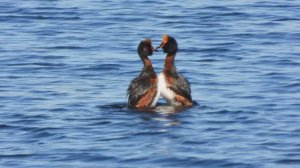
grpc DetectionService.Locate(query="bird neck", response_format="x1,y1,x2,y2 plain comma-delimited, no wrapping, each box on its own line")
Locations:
141,56,155,74
163,53,176,73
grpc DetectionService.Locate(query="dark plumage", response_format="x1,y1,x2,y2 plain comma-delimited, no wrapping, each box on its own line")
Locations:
127,39,158,109
169,73,192,102
156,35,193,107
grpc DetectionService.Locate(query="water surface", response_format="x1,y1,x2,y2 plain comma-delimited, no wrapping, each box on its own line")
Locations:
1,0,300,167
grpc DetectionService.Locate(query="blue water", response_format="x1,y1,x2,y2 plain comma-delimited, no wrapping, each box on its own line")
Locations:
1,0,300,167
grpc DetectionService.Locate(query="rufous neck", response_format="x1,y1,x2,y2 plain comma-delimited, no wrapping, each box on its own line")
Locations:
141,56,154,72
164,53,176,72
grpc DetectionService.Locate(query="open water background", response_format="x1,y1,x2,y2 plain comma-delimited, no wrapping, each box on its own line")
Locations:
1,0,300,167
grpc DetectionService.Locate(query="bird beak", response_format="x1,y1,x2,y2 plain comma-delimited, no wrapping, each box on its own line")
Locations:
155,34,169,51
155,42,166,51
151,45,155,52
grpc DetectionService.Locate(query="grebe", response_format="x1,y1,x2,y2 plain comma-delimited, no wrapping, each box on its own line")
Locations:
127,39,159,109
156,35,193,107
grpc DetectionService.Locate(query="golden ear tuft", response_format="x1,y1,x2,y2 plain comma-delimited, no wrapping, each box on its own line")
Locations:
162,35,169,43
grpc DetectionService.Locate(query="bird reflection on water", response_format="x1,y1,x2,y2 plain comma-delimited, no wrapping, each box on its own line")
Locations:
98,101,199,127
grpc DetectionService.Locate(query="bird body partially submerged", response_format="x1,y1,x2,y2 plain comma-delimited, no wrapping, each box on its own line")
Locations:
127,39,159,109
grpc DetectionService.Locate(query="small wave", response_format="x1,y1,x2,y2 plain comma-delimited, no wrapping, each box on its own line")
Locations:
43,46,84,50
283,83,300,88
0,124,19,129
182,140,209,145
196,58,219,62
55,153,117,162
199,47,232,53
49,108,69,112
180,47,232,54
202,6,231,11
5,62,66,67
262,72,287,76
85,121,113,126
150,157,253,168
221,12,249,17
75,64,121,71
273,17,300,21
276,59,300,66
209,109,250,115
275,159,300,165
31,131,54,138
0,153,34,158
257,21,281,26
34,7,79,10
33,62,67,67
0,15,81,21
132,130,168,136
97,103,128,110
43,55,67,60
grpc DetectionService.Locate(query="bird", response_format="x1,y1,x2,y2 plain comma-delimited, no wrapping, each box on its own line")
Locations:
127,39,159,109
156,35,193,107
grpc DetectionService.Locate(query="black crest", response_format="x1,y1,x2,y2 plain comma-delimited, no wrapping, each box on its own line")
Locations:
137,41,153,57
163,36,178,54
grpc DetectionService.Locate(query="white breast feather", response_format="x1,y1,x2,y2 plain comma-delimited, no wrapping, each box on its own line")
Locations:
158,73,177,105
